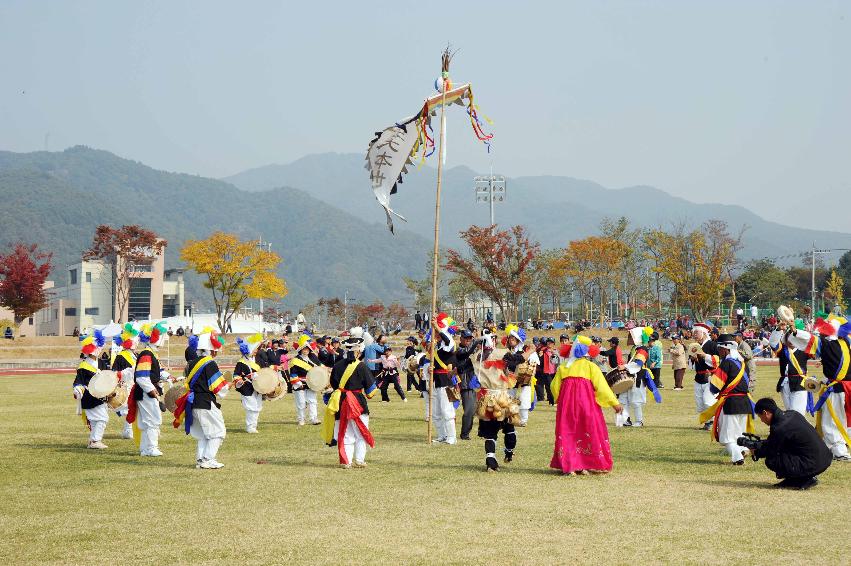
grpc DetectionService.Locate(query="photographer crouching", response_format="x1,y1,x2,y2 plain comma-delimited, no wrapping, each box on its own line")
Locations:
739,398,832,490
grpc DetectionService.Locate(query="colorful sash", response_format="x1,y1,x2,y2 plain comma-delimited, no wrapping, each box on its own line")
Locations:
321,361,359,445
699,359,754,441
813,339,851,445
786,347,816,414
172,356,215,434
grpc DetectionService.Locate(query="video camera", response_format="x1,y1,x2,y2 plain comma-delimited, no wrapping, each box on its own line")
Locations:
736,433,764,461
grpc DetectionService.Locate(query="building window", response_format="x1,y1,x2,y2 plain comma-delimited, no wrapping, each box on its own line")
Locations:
128,278,152,320
69,269,77,285
64,308,77,316
85,272,92,283
130,262,153,273
84,307,99,316
53,309,59,321
28,318,33,325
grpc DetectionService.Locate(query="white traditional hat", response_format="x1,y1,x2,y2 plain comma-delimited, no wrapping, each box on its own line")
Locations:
196,326,224,351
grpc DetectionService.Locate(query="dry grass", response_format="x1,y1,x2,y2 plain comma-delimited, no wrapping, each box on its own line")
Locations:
0,368,849,565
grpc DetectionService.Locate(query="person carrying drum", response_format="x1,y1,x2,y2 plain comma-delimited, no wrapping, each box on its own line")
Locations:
110,323,139,440
620,327,663,427
127,322,170,457
502,324,536,428
430,313,459,444
691,323,720,431
234,334,265,433
173,327,229,469
290,335,322,426
403,336,420,392
72,330,109,449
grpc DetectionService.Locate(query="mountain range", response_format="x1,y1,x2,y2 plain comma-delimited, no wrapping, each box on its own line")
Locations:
2,146,851,314
224,153,851,260
0,147,430,309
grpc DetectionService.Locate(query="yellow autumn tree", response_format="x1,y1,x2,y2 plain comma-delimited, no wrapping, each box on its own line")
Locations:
558,236,630,326
181,232,287,332
650,221,742,320
826,269,846,312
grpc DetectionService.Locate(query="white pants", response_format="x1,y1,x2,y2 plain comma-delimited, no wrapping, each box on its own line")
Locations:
781,380,808,416
84,403,109,442
334,415,370,464
616,386,646,426
820,392,850,458
136,395,162,455
241,392,263,432
510,386,533,424
423,386,430,420
694,382,715,422
294,388,317,423
190,406,226,462
718,410,747,462
431,386,456,443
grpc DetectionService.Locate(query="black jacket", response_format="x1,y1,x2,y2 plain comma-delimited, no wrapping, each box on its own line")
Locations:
456,338,484,389
755,409,832,480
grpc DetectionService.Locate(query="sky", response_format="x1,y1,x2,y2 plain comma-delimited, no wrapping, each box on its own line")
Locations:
1,1,849,230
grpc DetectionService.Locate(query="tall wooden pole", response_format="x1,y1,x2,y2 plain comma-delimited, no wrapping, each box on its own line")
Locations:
427,70,449,444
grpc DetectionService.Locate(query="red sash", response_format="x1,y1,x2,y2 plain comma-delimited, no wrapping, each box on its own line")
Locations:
337,390,375,465
126,384,138,424
843,381,851,426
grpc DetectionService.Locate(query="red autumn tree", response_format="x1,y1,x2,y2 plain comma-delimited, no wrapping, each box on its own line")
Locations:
352,302,385,324
385,303,410,325
445,225,540,322
83,225,166,322
0,243,53,324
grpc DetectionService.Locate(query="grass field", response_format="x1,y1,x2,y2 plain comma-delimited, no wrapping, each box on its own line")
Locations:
1,368,849,565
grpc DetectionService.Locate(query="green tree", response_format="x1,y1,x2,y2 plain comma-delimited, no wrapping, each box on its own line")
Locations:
735,259,796,308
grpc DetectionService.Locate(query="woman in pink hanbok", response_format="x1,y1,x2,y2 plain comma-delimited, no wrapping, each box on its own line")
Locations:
550,340,623,475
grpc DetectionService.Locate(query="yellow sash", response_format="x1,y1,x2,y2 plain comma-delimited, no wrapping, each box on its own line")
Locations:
78,360,98,374
321,361,359,444
815,339,851,445
699,360,754,436
290,357,314,372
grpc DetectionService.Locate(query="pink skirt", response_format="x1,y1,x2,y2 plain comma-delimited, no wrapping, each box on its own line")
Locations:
549,377,613,473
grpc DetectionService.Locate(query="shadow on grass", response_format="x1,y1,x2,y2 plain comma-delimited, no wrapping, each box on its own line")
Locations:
681,478,775,490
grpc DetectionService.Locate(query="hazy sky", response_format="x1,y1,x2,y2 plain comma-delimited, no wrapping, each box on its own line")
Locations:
1,1,849,229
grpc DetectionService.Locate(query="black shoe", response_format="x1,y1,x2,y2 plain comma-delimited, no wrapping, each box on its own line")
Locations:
504,451,513,463
732,459,744,466
624,418,633,427
701,422,712,431
460,435,470,440
486,457,499,472
796,477,819,490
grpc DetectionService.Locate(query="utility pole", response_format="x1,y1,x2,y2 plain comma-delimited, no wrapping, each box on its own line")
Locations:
809,244,849,321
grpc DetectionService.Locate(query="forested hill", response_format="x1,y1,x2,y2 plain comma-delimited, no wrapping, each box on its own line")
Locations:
225,152,851,260
0,146,431,309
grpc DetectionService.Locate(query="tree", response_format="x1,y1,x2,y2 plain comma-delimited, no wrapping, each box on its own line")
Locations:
385,303,410,325
352,302,385,325
444,225,540,321
83,225,167,322
0,243,53,324
652,220,743,320
317,297,345,329
558,236,630,326
735,259,796,308
528,249,570,320
837,250,851,298
825,269,846,313
180,232,287,332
